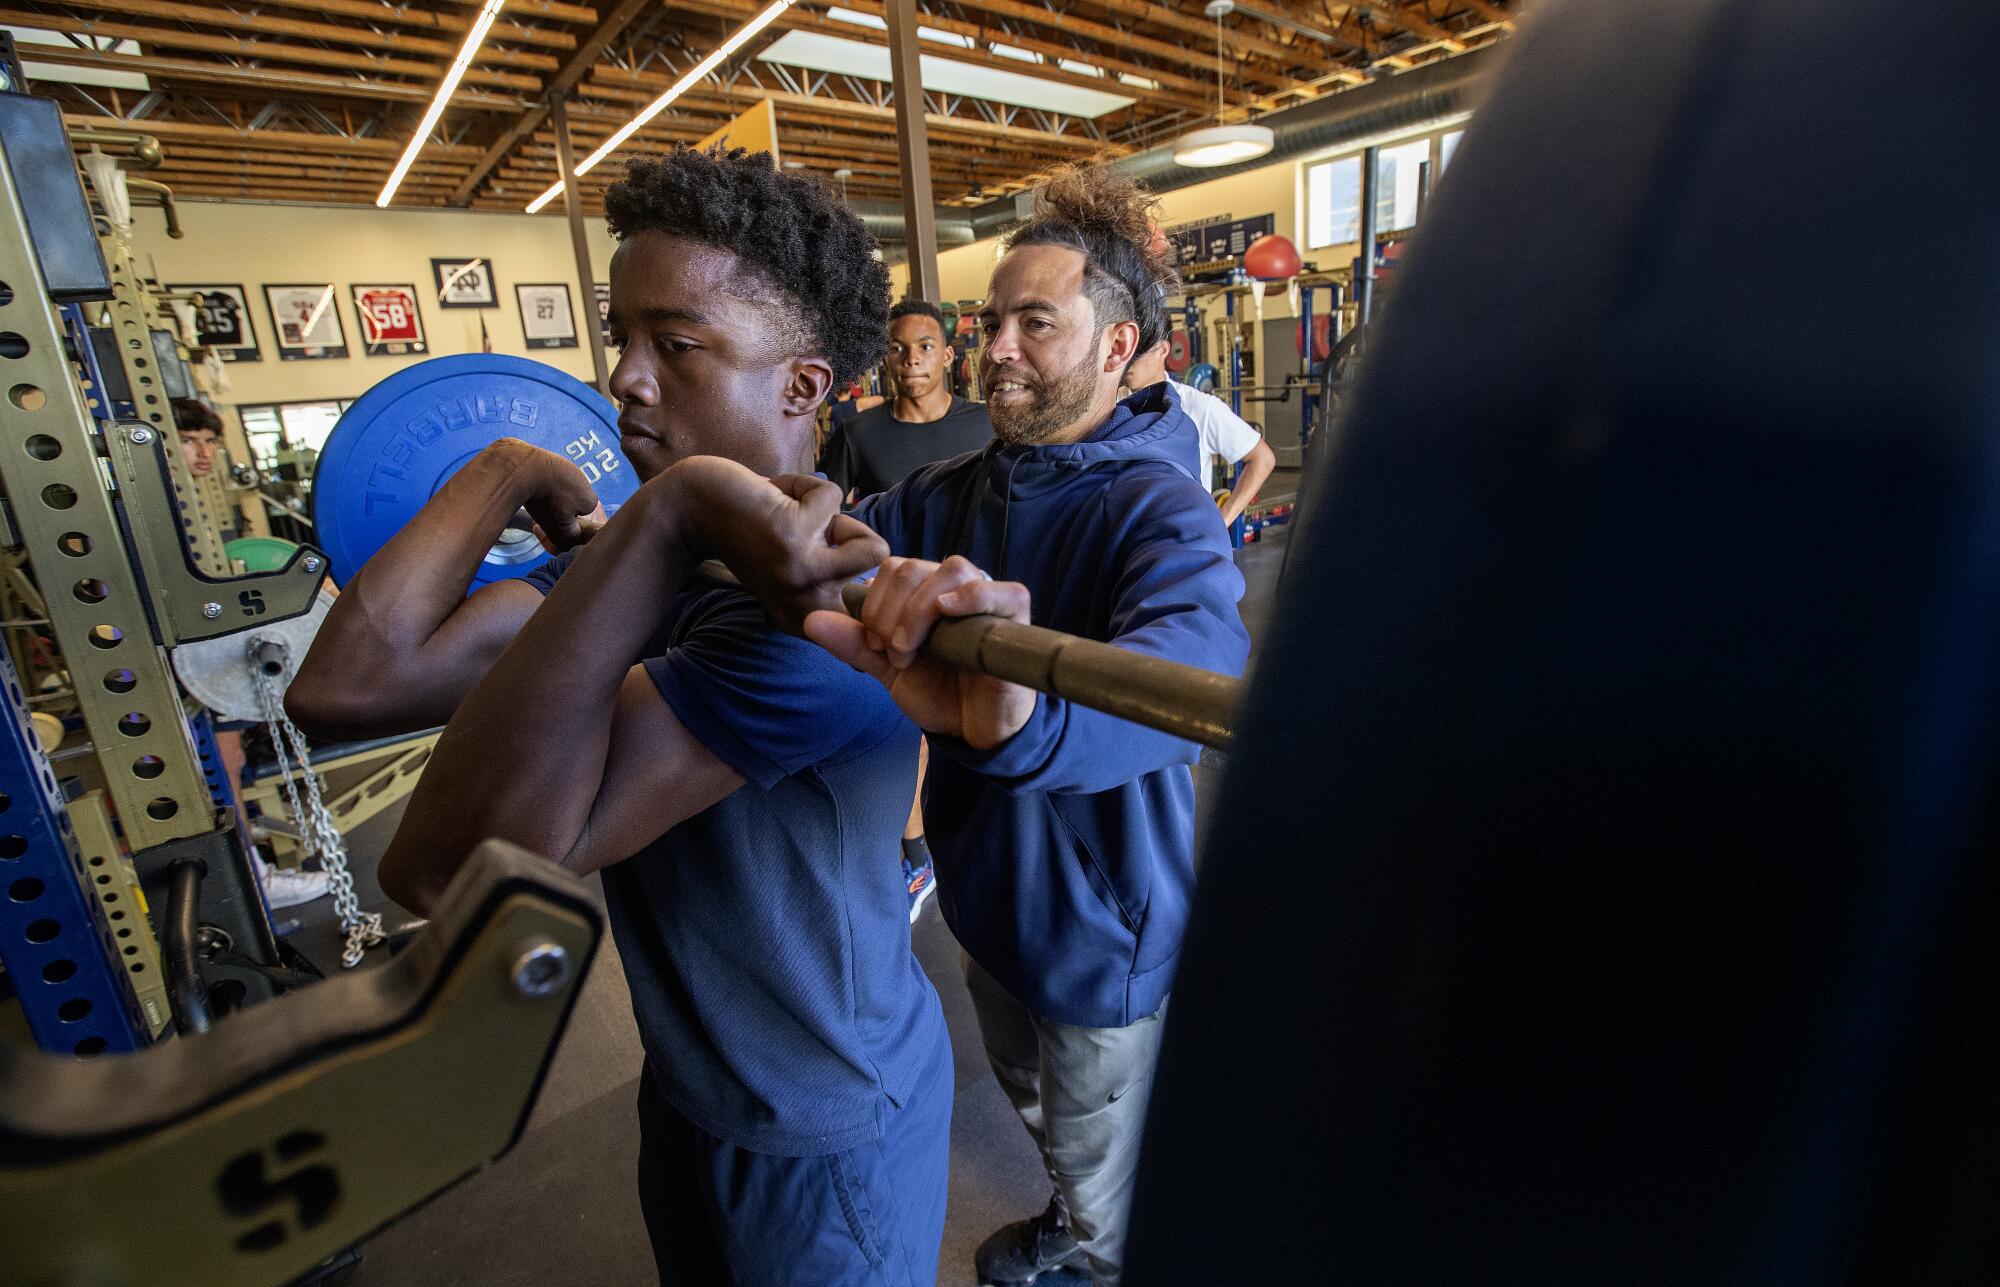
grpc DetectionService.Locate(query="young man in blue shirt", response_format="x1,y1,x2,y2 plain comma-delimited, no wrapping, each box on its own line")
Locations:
287,149,950,1285
695,165,1250,1285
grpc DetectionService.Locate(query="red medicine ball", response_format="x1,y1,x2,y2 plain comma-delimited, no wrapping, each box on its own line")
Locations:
1243,233,1301,281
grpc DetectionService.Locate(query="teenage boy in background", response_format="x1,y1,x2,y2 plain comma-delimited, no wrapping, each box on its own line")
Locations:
818,296,996,917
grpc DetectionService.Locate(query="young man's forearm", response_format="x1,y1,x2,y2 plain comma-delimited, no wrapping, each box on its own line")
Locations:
377,474,701,910
288,446,552,737
1220,440,1276,526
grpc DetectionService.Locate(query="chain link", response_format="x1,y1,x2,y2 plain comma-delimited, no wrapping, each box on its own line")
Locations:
252,659,385,968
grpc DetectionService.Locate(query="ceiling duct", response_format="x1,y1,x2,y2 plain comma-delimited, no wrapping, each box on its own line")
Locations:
849,203,978,246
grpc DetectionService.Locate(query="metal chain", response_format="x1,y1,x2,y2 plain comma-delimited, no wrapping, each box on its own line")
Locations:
251,660,385,968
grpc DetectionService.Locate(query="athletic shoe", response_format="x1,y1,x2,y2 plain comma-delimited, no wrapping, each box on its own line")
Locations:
904,853,937,924
261,863,331,909
975,1198,1087,1285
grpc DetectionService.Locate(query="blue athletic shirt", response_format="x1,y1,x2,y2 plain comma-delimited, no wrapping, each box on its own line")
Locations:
524,552,944,1155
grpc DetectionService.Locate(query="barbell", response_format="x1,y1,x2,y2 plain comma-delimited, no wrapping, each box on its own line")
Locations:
313,354,1245,750
835,581,1240,750
676,559,1245,749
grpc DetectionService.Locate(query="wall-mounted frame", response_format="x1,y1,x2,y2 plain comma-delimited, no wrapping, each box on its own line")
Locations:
515,282,578,350
432,256,497,309
165,283,259,361
593,282,612,349
350,283,429,357
263,283,347,361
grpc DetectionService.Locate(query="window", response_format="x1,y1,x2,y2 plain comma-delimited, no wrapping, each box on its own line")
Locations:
1305,126,1467,249
238,399,352,461
1373,139,1431,234
1305,155,1361,249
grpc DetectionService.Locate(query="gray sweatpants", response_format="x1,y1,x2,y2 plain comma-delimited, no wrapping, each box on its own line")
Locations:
964,955,1168,1287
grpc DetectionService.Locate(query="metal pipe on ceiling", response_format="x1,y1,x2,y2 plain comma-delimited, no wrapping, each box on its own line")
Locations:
850,204,978,246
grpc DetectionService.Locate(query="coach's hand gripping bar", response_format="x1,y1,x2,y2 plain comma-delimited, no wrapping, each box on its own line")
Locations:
685,556,1241,749
837,582,1240,750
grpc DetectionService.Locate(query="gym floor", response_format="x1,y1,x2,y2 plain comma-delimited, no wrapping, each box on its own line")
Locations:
284,501,1296,1287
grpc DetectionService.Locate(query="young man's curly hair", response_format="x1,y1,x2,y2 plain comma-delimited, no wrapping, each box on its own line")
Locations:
604,147,889,387
1003,163,1179,355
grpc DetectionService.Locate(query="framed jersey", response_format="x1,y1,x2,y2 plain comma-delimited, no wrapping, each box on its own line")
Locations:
166,283,260,362
515,282,578,350
350,284,428,357
263,283,348,361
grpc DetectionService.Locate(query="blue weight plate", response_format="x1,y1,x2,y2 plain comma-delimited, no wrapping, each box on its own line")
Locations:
314,354,639,589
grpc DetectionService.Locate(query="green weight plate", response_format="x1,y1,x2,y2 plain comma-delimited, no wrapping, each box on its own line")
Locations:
224,536,299,574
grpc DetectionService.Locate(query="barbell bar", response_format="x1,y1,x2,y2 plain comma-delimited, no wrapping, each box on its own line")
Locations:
680,555,1240,755
686,559,1242,750
838,581,1241,750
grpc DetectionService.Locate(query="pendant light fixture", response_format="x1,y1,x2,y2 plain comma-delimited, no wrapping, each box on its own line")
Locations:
1172,1,1275,168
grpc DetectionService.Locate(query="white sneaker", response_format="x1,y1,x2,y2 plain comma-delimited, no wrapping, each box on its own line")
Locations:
262,864,331,909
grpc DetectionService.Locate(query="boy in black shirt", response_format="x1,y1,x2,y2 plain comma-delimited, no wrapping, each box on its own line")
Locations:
818,299,995,920
821,298,993,501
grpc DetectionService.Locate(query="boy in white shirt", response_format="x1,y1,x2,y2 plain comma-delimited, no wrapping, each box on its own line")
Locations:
1124,340,1278,526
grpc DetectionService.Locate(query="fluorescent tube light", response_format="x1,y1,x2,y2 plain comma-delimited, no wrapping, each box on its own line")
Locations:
378,0,507,207
526,0,798,213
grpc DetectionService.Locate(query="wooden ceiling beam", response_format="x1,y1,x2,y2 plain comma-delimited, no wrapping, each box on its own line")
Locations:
65,0,560,72
158,179,463,203
216,0,580,52
168,179,453,201
937,0,1309,88
501,146,976,186
1351,2,1468,50
654,0,1212,115
519,130,1016,191
1450,0,1516,30
580,75,1116,155
61,114,486,160
155,158,461,186
494,162,907,198
1071,0,1353,67
520,129,1001,178
440,0,599,24
26,44,530,111
558,94,1075,161
0,9,542,91
447,0,657,206
834,0,1231,100
158,145,466,176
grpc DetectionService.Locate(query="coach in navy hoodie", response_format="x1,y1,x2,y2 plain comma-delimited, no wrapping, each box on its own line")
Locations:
709,165,1248,1286
852,380,1240,1032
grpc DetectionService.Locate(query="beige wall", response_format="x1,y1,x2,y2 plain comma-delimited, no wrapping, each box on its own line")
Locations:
909,154,1311,317
130,201,617,410
142,145,1332,413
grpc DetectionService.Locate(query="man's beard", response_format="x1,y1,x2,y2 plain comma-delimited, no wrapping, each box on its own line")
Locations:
984,348,1103,445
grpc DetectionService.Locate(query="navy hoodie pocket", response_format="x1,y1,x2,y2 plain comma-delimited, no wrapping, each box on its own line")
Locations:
1048,791,1149,939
